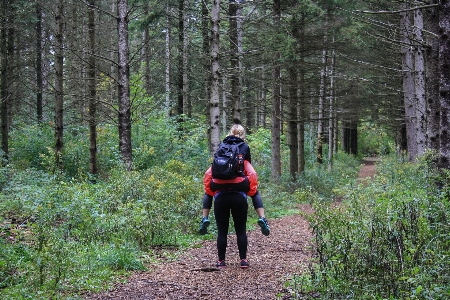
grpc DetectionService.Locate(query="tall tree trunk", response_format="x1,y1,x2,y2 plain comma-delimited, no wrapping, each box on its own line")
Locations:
6,13,14,129
317,43,327,164
117,0,133,170
0,0,8,161
68,4,83,123
413,8,426,157
183,0,190,117
328,47,335,171
343,121,357,155
36,0,43,124
425,1,440,151
297,103,305,174
110,2,117,106
88,0,97,178
165,4,171,115
54,0,64,170
297,19,305,174
271,0,281,179
210,0,221,154
259,68,266,128
400,7,417,162
288,65,298,180
288,13,300,179
229,0,241,121
177,0,184,118
333,115,338,153
439,1,450,169
142,2,151,96
201,0,211,150
222,75,228,132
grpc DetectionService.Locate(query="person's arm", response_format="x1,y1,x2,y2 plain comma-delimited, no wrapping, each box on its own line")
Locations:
203,166,215,196
243,160,258,196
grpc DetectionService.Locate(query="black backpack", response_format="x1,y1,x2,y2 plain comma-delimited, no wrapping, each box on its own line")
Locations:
211,142,244,179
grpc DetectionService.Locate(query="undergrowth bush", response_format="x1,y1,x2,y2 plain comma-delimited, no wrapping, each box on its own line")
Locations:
1,117,363,299
286,155,450,299
0,158,204,298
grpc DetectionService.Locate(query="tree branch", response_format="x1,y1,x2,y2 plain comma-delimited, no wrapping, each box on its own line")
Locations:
355,4,439,15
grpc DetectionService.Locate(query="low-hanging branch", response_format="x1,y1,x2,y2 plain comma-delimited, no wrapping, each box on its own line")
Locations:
354,4,439,15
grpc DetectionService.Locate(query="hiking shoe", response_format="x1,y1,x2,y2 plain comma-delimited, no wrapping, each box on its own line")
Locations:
240,259,249,269
216,260,226,268
258,217,270,236
198,217,210,235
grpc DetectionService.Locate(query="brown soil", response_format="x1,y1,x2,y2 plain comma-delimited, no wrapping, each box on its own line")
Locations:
85,159,377,300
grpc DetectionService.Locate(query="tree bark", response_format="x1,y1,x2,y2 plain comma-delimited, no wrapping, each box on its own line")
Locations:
343,121,357,155
328,46,335,170
258,68,266,128
0,0,9,161
400,7,417,162
117,0,133,170
177,0,184,118
88,0,97,178
439,1,450,169
54,0,64,170
288,65,298,180
165,4,171,116
413,8,426,157
317,40,327,164
142,2,151,96
288,13,300,179
201,0,211,151
210,0,221,154
183,0,190,117
425,1,440,151
36,0,43,124
229,0,241,121
271,0,281,179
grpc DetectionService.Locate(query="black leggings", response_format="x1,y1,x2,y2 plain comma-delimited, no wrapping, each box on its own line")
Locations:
214,192,248,260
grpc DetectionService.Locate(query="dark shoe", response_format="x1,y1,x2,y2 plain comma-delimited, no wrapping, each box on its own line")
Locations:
199,217,210,235
258,217,270,236
240,259,249,269
216,260,226,268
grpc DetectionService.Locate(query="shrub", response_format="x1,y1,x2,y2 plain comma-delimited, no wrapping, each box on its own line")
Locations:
287,156,450,299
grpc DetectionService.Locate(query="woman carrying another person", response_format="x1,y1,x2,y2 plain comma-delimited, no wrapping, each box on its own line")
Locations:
198,123,270,269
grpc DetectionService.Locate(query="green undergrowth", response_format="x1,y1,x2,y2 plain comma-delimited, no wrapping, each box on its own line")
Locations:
0,122,361,299
284,153,450,299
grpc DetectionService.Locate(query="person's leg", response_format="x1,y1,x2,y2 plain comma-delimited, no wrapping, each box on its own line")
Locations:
255,207,265,218
251,191,270,236
229,193,248,260
202,208,211,217
199,194,212,235
214,194,231,262
251,191,264,217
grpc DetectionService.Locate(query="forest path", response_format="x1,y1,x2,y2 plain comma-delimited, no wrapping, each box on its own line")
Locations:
85,159,377,300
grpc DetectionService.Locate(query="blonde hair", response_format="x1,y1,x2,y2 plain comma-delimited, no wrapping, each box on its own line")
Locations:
227,124,246,139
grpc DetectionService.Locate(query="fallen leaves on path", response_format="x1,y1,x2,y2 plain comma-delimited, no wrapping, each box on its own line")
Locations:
85,214,313,300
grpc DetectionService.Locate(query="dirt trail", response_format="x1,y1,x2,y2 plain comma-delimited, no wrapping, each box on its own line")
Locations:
85,159,377,300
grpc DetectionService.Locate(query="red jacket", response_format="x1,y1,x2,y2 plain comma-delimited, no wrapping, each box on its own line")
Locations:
204,160,258,197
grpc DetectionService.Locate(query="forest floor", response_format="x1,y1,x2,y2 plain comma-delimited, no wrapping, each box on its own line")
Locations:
85,158,378,300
